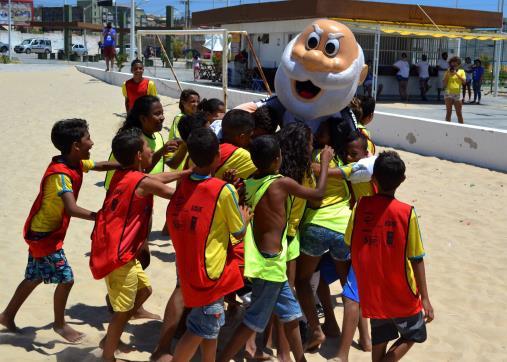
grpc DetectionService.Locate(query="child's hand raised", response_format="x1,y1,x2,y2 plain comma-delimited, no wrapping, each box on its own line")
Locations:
320,145,335,165
163,139,182,154
223,169,238,184
239,205,253,225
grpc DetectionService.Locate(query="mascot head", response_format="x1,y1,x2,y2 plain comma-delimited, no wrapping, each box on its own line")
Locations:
275,19,368,121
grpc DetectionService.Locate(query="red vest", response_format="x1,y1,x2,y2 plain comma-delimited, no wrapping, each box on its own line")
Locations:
167,175,244,307
90,170,153,279
125,78,149,111
23,158,84,258
216,143,238,171
351,195,422,319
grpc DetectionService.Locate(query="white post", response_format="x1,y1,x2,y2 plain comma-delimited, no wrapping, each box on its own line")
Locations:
372,27,381,100
457,38,461,58
493,39,503,96
8,0,12,60
130,0,136,60
222,29,228,108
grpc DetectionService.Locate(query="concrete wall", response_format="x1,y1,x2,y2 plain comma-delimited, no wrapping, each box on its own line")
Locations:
76,65,507,172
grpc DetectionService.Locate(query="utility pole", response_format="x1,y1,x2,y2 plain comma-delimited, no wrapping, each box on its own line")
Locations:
130,0,136,60
8,0,12,60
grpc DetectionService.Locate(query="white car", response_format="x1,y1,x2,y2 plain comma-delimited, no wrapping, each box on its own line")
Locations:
72,44,88,56
0,41,8,53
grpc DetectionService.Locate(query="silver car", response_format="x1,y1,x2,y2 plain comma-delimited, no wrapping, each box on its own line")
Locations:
0,42,8,53
31,39,53,54
14,38,36,54
72,44,88,56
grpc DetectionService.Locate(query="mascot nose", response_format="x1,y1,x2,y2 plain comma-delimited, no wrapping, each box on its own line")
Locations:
300,50,337,73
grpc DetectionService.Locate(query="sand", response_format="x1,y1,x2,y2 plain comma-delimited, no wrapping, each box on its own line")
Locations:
0,65,506,361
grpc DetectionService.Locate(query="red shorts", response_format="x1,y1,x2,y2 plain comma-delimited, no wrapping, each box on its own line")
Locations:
103,46,116,59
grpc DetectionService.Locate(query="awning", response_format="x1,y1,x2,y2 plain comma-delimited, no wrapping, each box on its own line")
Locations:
332,18,507,41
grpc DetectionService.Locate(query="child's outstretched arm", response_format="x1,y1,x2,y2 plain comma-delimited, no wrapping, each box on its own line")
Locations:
148,169,191,184
137,177,175,199
411,259,434,323
61,192,96,220
282,146,334,202
165,142,188,170
92,160,121,171
149,140,181,172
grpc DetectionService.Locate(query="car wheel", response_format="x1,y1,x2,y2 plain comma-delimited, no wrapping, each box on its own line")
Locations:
45,49,50,54
0,46,7,53
25,48,31,54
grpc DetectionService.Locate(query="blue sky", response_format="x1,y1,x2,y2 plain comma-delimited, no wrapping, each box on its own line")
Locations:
34,0,505,17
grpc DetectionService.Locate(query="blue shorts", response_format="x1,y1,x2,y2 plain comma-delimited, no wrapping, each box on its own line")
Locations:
342,266,360,303
25,249,74,284
186,298,225,339
300,224,349,261
396,75,409,81
243,278,302,333
318,252,341,285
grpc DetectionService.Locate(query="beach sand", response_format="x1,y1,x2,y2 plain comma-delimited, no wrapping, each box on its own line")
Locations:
0,66,506,361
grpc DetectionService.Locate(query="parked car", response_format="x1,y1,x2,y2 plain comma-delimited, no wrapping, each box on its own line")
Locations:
31,39,53,54
14,38,36,54
0,41,8,53
72,44,88,57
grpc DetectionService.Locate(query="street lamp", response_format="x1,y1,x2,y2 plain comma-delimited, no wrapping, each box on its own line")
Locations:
7,0,12,60
130,0,149,61
82,4,93,53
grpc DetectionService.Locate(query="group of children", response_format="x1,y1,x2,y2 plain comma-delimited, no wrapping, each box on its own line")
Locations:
0,59,434,362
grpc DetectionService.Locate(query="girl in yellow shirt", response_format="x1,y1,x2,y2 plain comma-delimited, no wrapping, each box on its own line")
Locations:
443,56,466,124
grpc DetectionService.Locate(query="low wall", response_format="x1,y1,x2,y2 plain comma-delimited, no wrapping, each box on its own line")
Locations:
76,65,507,172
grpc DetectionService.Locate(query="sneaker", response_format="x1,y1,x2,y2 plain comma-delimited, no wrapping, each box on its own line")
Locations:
316,303,325,319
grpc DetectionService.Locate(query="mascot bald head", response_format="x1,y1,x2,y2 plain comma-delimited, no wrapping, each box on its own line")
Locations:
275,19,368,121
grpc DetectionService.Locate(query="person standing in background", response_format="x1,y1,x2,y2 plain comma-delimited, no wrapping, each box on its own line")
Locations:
416,54,430,101
393,53,410,102
443,56,466,124
472,59,484,105
102,22,117,72
462,57,473,103
437,52,449,102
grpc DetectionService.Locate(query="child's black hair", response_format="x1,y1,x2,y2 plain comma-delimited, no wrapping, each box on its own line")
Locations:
278,123,312,184
250,135,280,171
253,106,278,135
222,109,254,141
112,128,144,167
119,95,160,133
358,95,376,120
177,111,209,142
198,98,224,114
51,118,89,155
179,89,200,113
187,128,219,167
131,59,144,70
338,130,367,163
373,151,406,191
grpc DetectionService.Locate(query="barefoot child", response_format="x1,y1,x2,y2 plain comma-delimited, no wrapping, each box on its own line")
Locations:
167,128,250,361
122,59,157,112
347,151,434,361
91,128,185,362
219,136,334,362
0,119,118,343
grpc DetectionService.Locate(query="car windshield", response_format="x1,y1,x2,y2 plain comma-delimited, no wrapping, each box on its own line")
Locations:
21,39,31,45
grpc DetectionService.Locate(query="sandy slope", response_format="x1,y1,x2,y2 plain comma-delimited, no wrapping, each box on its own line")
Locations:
0,66,505,361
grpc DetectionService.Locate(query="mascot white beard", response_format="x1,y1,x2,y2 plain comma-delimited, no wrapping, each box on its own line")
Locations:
274,35,365,123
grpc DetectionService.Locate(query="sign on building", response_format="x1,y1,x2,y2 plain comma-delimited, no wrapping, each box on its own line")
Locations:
0,0,33,25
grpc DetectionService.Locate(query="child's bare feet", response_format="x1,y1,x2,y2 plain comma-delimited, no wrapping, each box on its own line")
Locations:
99,336,135,354
304,328,326,352
0,312,19,332
131,306,160,320
359,335,372,352
53,323,85,343
150,352,173,362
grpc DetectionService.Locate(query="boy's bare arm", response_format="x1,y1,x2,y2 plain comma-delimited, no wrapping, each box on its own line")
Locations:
61,192,96,220
312,163,344,179
411,258,434,323
92,160,121,171
233,205,252,240
137,177,175,199
148,169,191,184
165,142,188,170
125,99,129,113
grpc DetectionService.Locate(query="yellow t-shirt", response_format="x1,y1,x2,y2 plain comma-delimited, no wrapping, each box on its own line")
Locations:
445,69,466,95
198,178,245,279
358,124,375,155
345,205,425,294
30,160,95,233
287,174,315,237
214,147,257,180
339,162,375,201
121,79,157,98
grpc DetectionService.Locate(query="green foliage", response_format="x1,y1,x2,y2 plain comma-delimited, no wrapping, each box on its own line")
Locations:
173,38,184,60
115,53,128,72
0,55,11,64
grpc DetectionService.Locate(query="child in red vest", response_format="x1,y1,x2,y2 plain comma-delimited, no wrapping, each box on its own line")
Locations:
346,151,434,361
167,128,250,361
0,119,118,343
122,59,158,112
90,128,186,361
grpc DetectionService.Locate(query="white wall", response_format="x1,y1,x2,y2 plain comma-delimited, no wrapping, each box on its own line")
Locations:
76,65,507,172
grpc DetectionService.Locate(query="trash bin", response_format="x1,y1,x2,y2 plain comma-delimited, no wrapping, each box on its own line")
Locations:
50,53,56,60
37,53,48,60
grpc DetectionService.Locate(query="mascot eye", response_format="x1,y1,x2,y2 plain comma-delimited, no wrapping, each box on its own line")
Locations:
324,39,340,57
306,32,320,50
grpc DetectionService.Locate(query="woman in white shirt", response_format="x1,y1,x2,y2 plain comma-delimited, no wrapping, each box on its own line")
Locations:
393,53,410,102
416,54,430,101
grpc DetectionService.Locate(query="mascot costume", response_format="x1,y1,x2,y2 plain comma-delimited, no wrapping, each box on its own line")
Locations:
242,19,368,151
